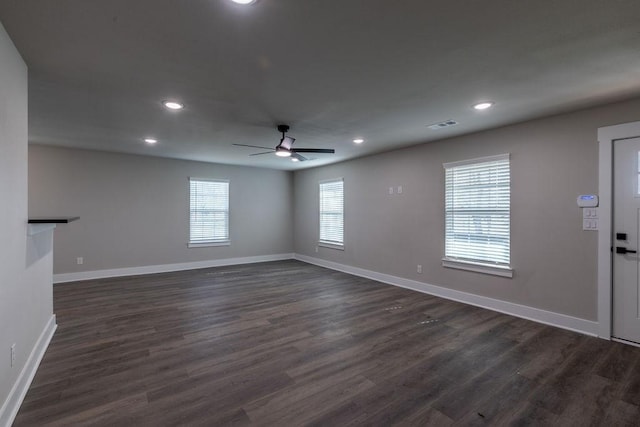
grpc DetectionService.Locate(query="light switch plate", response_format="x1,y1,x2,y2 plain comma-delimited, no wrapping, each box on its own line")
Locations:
583,218,599,231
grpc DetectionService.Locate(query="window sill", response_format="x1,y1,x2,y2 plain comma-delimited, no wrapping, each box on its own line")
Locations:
188,240,230,248
318,241,344,251
442,258,513,278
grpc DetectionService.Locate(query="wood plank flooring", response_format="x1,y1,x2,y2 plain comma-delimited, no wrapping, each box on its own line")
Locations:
13,260,640,426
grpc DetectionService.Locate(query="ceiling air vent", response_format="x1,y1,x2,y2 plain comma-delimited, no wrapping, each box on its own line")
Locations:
427,119,458,130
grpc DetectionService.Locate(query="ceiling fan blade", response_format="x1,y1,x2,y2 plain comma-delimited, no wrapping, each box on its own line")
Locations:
292,148,335,154
291,151,308,162
249,151,275,156
233,143,275,150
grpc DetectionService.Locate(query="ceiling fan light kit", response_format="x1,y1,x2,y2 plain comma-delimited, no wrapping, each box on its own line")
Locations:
275,146,292,157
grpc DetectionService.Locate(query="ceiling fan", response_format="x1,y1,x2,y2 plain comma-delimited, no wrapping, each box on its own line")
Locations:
233,125,335,161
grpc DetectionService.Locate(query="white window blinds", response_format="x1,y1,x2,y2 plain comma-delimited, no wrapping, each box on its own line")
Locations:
189,178,229,244
319,179,344,246
444,154,510,267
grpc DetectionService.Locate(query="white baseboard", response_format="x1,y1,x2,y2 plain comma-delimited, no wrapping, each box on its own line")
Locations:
294,254,599,337
53,253,295,284
0,315,57,427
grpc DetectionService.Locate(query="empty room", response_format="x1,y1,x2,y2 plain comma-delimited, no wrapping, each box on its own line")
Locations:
3,1,640,425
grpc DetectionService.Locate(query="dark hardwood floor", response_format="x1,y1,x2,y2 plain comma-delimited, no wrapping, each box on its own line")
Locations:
13,260,640,426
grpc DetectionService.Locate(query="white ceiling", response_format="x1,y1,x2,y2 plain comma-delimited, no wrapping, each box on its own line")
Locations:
1,0,640,170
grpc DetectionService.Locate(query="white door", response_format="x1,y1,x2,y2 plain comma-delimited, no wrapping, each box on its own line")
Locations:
613,137,640,344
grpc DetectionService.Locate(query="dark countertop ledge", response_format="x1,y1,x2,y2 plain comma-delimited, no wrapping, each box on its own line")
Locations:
28,217,80,224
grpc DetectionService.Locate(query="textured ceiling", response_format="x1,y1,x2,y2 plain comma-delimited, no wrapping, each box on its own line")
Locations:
1,0,640,170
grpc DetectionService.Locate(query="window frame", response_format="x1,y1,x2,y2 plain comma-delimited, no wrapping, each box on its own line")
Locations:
188,177,230,248
318,178,345,250
442,154,512,278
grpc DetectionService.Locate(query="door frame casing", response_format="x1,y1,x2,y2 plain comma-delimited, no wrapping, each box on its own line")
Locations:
598,121,640,339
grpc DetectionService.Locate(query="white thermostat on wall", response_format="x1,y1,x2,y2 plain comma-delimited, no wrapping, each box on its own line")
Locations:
577,194,598,207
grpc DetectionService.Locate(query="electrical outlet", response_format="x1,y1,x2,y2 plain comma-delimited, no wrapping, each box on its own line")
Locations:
417,265,422,274
315,246,319,253
397,186,403,194
388,187,394,195
77,257,83,265
10,344,15,367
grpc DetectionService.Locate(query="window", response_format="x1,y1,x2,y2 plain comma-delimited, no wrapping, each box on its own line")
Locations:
443,154,511,277
189,178,229,247
319,179,344,248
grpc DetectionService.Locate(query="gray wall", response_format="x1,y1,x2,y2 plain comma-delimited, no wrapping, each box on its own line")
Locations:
294,97,640,322
0,23,53,418
29,146,293,274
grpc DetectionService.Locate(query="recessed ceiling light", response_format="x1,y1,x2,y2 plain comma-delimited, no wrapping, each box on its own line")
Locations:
144,138,158,144
231,0,256,4
291,158,299,162
163,100,184,110
353,138,364,144
473,102,494,110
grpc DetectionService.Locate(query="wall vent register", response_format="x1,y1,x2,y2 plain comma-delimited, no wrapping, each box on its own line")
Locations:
428,119,458,130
